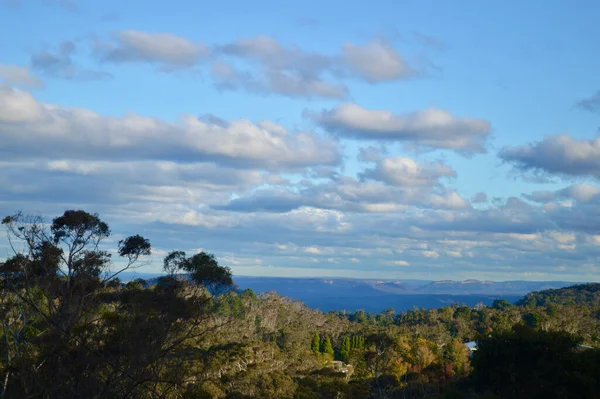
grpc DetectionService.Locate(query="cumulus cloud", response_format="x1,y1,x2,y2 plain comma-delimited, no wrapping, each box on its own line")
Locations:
360,156,456,186
94,30,209,69
0,64,43,88
213,36,348,99
548,231,575,244
416,197,553,234
31,41,110,81
31,33,420,99
341,40,415,82
306,103,491,155
429,191,470,210
524,184,600,204
211,60,348,99
218,35,331,76
0,86,339,169
44,160,264,187
4,33,600,281
216,170,468,214
561,184,600,203
212,36,417,99
523,190,556,204
5,154,600,279
214,189,306,213
500,134,600,178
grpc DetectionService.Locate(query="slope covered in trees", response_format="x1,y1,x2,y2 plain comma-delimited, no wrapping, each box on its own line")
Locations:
1,209,599,398
518,283,600,307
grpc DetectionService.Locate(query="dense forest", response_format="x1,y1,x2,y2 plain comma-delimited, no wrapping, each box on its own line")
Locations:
1,210,600,399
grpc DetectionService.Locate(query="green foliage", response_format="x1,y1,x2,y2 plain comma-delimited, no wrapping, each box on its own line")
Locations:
351,335,365,350
186,252,233,294
340,336,351,362
118,234,151,261
163,250,186,276
442,339,469,377
322,336,334,356
491,299,513,310
311,332,321,354
518,283,600,307
454,306,471,319
523,312,542,328
51,209,110,247
162,250,234,295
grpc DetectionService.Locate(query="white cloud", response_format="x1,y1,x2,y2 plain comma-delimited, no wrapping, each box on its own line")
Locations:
0,86,339,170
214,36,348,99
360,156,456,186
44,159,264,187
504,233,539,242
561,184,600,203
218,174,469,214
548,231,576,244
524,184,600,205
361,203,407,213
304,246,322,254
342,40,415,83
429,191,470,210
0,65,43,89
213,36,415,98
384,260,410,266
0,85,46,122
306,103,491,155
422,250,440,259
500,134,600,178
588,235,600,245
95,30,209,68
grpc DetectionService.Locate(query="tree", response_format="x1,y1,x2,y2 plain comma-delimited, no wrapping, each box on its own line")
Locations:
311,333,321,355
50,210,110,286
322,336,334,356
340,336,351,362
351,336,365,350
442,339,469,377
491,299,513,311
163,250,186,276
110,234,151,280
1,210,152,398
162,250,234,295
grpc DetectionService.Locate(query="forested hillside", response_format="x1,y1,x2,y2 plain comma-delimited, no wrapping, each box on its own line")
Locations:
1,210,599,398
518,283,600,307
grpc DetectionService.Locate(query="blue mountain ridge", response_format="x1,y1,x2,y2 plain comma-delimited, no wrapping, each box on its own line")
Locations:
118,273,577,313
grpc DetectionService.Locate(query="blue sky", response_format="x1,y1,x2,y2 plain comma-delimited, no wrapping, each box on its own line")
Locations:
1,0,600,281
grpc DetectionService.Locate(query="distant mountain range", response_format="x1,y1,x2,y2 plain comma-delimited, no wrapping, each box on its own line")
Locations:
231,277,576,312
232,276,577,296
119,273,579,313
